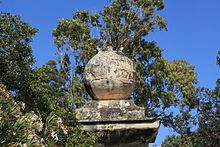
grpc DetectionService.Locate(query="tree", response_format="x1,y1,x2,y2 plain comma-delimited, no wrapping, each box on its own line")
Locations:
161,135,200,147
162,51,220,147
53,0,198,134
193,51,220,147
0,12,37,99
0,13,96,146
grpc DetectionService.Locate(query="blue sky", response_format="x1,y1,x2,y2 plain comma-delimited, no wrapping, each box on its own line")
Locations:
1,0,220,145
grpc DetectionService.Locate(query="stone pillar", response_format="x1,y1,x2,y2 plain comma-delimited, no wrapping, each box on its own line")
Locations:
76,100,159,146
76,47,160,146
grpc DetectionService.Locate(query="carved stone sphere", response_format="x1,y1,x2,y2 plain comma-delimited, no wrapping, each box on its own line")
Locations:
84,49,136,100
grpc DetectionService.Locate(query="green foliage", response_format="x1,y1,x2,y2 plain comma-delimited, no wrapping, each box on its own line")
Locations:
193,52,220,146
28,61,97,146
28,60,67,120
162,51,220,147
0,83,95,146
0,84,44,146
100,0,167,50
53,0,198,134
1,1,217,146
161,135,201,147
0,13,96,146
43,112,96,146
0,12,37,95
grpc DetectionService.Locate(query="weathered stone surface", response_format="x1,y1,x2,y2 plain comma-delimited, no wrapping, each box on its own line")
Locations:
93,126,159,147
76,100,147,122
78,46,159,146
84,47,136,100
81,119,159,131
76,100,160,146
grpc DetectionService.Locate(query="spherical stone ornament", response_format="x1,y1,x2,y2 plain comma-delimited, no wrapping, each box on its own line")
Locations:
84,47,136,100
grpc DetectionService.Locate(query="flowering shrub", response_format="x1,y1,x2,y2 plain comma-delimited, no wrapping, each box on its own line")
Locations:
0,84,96,146
0,84,44,146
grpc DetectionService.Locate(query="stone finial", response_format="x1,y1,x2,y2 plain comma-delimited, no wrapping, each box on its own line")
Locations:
84,47,136,100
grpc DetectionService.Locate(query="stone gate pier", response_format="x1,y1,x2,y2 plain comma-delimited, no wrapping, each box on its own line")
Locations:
76,47,159,146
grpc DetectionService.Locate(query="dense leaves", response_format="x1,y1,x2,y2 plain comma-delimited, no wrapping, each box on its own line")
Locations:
162,51,220,147
0,13,95,146
0,84,44,146
0,12,37,95
161,135,200,147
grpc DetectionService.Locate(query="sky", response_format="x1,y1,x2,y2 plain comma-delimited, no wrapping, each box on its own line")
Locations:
1,0,220,146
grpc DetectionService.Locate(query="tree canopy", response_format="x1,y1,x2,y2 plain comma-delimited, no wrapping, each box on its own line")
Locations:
0,12,96,146
0,0,219,146
162,52,220,147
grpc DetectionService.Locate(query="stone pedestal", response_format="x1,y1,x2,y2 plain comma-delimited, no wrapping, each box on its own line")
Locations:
76,100,159,146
